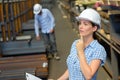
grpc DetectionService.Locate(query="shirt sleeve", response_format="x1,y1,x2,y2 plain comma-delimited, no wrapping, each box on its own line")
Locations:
34,15,40,37
92,46,107,66
46,9,55,30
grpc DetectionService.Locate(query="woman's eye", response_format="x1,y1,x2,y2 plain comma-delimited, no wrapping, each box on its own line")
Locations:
84,23,88,25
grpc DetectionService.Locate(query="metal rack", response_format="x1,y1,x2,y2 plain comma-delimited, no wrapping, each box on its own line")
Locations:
0,0,49,79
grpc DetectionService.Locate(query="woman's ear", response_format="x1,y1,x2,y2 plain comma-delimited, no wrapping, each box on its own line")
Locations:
93,26,98,32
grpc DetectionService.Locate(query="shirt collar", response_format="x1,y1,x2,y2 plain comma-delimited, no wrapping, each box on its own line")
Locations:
86,40,97,48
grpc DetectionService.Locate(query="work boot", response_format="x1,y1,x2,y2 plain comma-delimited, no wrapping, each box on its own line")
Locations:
53,53,60,60
47,53,53,59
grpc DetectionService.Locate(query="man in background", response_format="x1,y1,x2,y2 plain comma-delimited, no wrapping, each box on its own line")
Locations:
33,3,60,60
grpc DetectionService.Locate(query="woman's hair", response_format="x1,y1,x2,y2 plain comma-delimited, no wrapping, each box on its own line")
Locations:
91,22,99,30
91,22,99,39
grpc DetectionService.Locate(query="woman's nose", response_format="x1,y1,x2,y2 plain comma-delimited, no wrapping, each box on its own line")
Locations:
79,24,83,29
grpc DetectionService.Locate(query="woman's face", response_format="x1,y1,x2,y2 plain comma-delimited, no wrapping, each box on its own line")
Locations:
78,19,97,37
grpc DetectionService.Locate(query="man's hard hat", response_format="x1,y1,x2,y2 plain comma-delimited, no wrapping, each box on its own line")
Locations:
33,4,42,15
76,8,101,29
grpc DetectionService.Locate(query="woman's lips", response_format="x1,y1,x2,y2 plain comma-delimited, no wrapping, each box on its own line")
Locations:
80,30,84,32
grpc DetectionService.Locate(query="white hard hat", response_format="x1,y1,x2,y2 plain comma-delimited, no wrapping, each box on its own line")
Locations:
76,8,101,29
33,4,42,15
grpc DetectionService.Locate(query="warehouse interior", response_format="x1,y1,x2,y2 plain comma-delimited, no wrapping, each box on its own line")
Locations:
0,0,120,80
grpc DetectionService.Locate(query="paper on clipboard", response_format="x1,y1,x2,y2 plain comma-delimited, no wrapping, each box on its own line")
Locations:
26,73,42,80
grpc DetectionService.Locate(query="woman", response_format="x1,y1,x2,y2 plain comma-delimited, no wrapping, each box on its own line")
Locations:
58,8,107,80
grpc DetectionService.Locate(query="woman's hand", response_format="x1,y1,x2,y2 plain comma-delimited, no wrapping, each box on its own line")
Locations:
76,36,85,56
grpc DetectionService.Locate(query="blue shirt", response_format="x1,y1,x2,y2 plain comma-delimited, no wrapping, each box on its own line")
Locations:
34,9,55,36
67,40,107,80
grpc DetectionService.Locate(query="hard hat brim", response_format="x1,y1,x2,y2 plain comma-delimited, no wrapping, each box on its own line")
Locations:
75,16,101,29
76,16,94,23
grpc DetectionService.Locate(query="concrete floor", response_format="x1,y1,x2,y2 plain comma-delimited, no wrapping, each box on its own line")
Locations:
47,1,112,80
